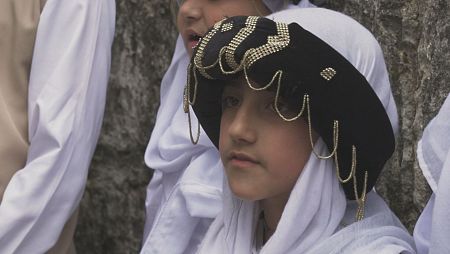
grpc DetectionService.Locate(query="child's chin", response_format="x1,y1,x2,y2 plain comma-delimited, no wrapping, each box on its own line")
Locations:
230,187,262,202
182,43,193,57
227,177,266,201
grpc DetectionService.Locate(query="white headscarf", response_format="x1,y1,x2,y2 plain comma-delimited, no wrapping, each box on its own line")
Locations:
140,1,316,253
196,8,415,254
263,0,315,12
414,94,450,254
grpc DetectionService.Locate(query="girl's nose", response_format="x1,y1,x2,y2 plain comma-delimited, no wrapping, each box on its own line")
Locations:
178,0,202,23
227,107,257,145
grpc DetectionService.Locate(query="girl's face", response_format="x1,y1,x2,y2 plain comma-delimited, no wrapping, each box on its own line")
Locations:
219,78,315,202
176,0,270,56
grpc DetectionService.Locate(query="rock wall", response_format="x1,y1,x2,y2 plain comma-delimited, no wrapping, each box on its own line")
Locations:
75,0,450,253
325,0,450,230
74,1,176,253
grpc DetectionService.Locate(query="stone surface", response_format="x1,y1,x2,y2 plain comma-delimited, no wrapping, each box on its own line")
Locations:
325,0,450,231
75,0,450,252
74,1,177,253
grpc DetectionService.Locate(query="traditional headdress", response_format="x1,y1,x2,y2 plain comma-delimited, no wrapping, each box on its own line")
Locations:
184,15,396,219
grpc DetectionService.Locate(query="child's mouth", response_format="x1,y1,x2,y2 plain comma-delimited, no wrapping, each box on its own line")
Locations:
229,152,259,168
188,34,202,49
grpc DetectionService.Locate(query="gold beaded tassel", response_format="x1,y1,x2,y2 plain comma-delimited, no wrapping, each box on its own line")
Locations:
354,169,368,221
186,106,200,145
302,94,368,221
334,146,356,184
184,64,201,144
336,144,368,221
305,95,339,159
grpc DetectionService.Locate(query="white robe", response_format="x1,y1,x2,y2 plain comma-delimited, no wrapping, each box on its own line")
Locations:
414,94,450,254
140,1,316,253
0,0,115,252
196,8,415,254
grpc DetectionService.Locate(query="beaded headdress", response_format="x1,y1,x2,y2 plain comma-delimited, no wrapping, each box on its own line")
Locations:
183,16,395,220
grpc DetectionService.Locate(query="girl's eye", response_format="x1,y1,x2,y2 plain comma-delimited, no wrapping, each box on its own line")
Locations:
222,96,239,110
269,100,290,114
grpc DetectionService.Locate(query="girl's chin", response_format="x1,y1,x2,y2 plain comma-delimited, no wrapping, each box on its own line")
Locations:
184,40,199,55
229,184,263,201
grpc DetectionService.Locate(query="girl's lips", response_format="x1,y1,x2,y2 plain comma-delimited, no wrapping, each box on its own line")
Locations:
188,39,200,49
186,31,202,49
230,158,258,168
228,152,259,168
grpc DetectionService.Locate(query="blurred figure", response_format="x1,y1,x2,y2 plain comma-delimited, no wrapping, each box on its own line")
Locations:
414,94,450,254
0,0,115,253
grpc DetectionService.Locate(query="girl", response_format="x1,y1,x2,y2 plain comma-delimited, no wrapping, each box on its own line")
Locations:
185,8,416,253
141,1,315,253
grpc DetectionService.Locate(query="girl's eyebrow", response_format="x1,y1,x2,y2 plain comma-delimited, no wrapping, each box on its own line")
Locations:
225,80,244,88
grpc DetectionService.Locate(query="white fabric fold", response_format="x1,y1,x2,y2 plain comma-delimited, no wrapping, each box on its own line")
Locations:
262,0,315,12
259,140,346,254
414,94,450,254
0,0,115,253
197,140,347,254
196,7,415,254
416,94,450,192
197,141,415,254
307,190,416,254
141,1,316,253
141,36,224,254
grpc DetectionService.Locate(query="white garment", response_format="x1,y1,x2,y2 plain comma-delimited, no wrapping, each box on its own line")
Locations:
198,142,415,254
414,94,450,254
141,1,315,253
0,0,115,253
262,0,315,12
196,8,415,254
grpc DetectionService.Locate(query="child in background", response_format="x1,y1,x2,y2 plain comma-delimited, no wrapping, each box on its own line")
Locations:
186,9,416,253
141,1,315,253
414,94,450,254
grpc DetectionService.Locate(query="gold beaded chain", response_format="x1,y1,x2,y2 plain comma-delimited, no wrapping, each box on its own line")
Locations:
194,19,226,79
183,64,201,144
334,145,356,183
304,95,367,220
246,21,290,68
184,63,199,107
354,170,368,221
219,47,248,74
306,96,339,159
186,105,200,145
225,16,259,70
